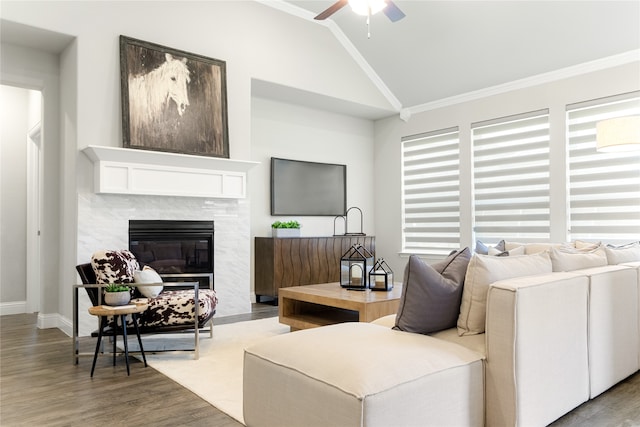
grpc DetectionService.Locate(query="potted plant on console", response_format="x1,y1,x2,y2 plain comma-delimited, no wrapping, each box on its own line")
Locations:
272,220,301,238
104,284,132,306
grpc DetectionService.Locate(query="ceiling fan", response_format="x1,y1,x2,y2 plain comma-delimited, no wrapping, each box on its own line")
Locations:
314,0,406,23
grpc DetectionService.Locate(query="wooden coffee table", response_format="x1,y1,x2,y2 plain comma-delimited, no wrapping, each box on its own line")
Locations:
279,282,402,331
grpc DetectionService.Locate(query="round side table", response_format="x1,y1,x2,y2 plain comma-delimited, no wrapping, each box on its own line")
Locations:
88,303,148,377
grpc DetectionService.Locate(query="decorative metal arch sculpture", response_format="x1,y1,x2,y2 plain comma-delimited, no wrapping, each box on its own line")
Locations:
333,206,366,236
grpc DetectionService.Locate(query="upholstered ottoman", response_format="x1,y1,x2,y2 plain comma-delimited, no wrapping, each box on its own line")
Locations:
243,322,484,427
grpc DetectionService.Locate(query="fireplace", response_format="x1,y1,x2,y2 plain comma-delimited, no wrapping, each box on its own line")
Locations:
128,220,214,289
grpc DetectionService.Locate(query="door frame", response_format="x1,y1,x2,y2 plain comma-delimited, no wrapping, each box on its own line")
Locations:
27,119,42,313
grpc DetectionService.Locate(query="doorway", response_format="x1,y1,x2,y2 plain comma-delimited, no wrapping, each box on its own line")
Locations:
0,85,42,314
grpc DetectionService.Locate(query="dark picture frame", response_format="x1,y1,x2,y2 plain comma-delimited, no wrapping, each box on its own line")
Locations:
119,35,229,158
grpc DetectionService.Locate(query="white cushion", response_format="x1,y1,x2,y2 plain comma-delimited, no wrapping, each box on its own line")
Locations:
505,241,565,254
574,240,601,250
605,242,640,264
485,272,590,426
373,315,487,357
488,245,525,256
133,266,164,298
244,322,484,427
457,252,552,336
430,327,486,358
576,265,639,397
550,246,607,272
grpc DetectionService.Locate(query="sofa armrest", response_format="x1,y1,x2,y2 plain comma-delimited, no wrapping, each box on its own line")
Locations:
572,265,639,397
485,272,590,427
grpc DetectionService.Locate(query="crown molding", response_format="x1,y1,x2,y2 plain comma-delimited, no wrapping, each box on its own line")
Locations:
257,0,402,112
407,50,640,116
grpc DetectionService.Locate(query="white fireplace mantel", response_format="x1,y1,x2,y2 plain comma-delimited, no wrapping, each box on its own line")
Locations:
82,145,259,199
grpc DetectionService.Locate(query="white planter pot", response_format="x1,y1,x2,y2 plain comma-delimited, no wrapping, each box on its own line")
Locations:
272,228,301,238
104,291,131,306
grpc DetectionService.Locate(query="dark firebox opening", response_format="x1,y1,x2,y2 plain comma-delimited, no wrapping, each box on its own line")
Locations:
129,220,214,290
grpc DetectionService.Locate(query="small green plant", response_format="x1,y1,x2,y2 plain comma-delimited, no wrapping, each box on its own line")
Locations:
271,220,301,229
104,283,131,293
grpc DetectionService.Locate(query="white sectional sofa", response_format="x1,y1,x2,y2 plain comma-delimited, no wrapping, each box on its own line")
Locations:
244,242,640,426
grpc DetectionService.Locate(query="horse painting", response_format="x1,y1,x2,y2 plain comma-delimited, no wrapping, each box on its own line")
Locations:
128,53,191,123
121,36,229,158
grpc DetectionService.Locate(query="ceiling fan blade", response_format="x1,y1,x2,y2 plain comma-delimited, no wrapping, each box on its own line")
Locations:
315,0,349,20
383,0,406,22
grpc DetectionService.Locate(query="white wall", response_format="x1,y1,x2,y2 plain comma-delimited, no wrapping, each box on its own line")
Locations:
373,61,640,275
249,96,375,298
1,1,390,328
250,97,375,236
2,1,392,160
0,86,29,305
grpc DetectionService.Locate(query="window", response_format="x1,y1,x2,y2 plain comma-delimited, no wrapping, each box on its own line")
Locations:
566,92,640,243
401,128,460,257
400,92,638,258
472,110,551,244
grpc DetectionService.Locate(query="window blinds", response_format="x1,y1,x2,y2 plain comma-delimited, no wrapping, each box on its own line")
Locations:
567,92,640,243
401,128,460,256
472,110,551,244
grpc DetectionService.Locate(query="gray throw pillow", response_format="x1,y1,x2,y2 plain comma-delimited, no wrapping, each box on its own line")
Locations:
393,248,471,334
475,240,505,255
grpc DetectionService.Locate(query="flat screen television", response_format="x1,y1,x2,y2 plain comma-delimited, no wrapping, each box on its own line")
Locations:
271,157,347,216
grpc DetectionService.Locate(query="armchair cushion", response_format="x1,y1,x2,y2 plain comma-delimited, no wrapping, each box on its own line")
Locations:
140,289,218,328
91,249,139,284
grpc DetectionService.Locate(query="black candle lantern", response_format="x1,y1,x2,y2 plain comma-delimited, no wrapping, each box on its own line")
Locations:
369,258,394,291
340,243,374,289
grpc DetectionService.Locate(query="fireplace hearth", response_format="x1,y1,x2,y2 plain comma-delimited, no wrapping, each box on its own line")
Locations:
128,220,214,289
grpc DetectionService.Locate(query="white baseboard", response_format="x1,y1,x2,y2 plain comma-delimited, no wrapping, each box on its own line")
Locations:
0,301,27,316
56,315,73,337
37,313,72,337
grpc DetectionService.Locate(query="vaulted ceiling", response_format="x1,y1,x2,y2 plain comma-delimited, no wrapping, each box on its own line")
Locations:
286,1,640,111
2,1,639,119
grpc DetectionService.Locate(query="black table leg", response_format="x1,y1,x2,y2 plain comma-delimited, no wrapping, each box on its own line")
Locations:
121,314,130,376
132,314,147,367
113,315,117,367
90,317,106,378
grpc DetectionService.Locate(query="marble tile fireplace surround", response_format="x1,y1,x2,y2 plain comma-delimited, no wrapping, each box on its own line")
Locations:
76,146,256,336
76,193,250,334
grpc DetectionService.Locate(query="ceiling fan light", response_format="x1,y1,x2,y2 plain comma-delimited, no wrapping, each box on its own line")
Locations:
596,116,640,152
348,0,387,16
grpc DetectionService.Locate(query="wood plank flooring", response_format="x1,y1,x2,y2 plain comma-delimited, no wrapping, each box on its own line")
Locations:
0,305,277,427
1,306,639,426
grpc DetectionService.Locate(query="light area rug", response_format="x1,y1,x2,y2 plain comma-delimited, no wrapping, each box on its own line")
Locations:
120,317,289,424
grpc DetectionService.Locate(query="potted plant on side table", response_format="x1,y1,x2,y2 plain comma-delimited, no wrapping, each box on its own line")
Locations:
104,284,132,306
272,220,301,238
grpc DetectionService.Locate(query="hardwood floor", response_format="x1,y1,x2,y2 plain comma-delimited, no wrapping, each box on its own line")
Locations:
1,305,639,426
0,304,277,427
550,372,640,427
